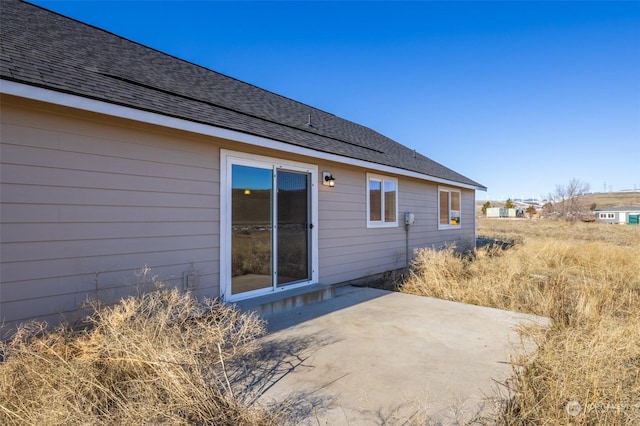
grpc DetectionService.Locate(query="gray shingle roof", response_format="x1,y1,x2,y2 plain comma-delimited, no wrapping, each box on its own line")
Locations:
594,206,640,212
1,0,485,189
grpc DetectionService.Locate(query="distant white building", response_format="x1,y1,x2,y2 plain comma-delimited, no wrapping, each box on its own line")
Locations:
594,207,640,225
486,207,524,218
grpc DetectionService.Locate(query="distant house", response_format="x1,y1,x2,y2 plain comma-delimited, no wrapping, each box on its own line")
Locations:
486,207,524,218
594,207,640,225
0,0,485,328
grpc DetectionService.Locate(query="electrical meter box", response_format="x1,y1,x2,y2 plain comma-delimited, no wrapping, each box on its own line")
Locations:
405,213,415,225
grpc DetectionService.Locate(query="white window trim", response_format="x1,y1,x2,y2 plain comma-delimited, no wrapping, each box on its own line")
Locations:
438,186,462,230
220,150,319,302
366,173,398,228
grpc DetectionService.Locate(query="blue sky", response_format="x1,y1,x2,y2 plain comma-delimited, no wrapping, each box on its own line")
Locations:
29,1,640,201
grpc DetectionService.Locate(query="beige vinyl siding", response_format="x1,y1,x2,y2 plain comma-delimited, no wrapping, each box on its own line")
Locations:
316,164,476,285
411,185,474,248
1,95,478,326
1,98,220,326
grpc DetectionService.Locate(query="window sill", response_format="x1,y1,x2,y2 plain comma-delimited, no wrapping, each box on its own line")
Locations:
438,224,462,230
367,221,399,229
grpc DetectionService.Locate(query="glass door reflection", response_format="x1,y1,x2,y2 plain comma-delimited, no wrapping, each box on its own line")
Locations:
231,164,273,295
277,170,310,286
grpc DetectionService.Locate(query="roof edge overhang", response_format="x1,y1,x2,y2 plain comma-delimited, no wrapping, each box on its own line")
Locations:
1,79,486,191
594,207,640,212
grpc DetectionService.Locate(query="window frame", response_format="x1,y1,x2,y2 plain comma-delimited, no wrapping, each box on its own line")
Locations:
438,186,462,230
366,173,398,228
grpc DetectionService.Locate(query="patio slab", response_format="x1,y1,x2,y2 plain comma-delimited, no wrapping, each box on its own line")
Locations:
237,286,549,425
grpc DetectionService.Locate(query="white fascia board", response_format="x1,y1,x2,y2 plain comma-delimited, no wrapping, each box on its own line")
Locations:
1,79,482,190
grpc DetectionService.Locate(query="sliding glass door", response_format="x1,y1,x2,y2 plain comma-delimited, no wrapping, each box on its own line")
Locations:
226,154,316,300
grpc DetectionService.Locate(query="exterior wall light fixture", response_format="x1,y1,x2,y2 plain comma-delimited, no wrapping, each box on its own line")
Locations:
322,172,335,187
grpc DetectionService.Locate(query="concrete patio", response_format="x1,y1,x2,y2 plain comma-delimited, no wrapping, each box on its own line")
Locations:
233,286,549,425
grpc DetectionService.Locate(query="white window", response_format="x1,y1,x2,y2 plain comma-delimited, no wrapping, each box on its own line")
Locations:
366,173,398,228
438,187,461,229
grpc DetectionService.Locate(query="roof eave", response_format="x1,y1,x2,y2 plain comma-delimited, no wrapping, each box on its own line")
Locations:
1,79,486,191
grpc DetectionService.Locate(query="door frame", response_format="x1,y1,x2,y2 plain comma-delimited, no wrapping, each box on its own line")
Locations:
220,149,318,302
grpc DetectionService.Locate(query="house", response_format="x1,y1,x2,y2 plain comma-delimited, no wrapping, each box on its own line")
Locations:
0,0,485,328
486,207,524,218
594,207,640,225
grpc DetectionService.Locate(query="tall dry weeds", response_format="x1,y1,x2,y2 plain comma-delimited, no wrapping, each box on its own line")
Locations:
0,287,280,425
402,219,640,424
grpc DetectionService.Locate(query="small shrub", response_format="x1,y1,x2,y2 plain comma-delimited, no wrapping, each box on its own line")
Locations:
0,287,280,425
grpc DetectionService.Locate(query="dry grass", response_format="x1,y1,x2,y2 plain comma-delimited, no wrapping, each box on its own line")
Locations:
583,192,640,210
479,217,640,247
401,218,640,425
0,287,281,426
